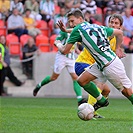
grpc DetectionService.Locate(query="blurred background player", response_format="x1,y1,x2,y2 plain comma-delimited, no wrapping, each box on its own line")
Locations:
33,22,86,106
75,13,124,118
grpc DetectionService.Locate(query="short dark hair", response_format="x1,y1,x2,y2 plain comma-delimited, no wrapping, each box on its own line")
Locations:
84,10,91,15
67,8,84,19
25,9,31,13
108,14,123,26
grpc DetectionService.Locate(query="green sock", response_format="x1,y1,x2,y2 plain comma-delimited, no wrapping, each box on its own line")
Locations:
38,75,51,88
83,81,100,97
83,81,106,104
73,81,82,102
127,94,133,104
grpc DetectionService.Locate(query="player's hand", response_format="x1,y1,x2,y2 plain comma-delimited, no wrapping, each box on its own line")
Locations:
115,48,126,58
56,20,67,32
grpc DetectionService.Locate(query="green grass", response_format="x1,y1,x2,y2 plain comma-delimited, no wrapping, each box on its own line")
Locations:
0,97,133,133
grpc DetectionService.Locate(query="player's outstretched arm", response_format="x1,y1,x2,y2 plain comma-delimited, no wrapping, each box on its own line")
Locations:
59,43,73,55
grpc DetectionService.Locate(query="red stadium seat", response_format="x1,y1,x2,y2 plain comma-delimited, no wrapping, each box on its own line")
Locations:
96,7,102,15
49,34,58,52
36,20,50,37
6,34,21,57
0,27,6,36
55,5,60,15
48,20,54,36
0,20,5,27
36,34,50,52
131,8,133,16
123,36,131,47
0,20,6,36
6,34,19,46
20,34,32,46
8,42,21,57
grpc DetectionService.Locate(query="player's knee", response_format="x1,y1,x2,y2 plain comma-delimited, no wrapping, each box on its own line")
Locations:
122,88,132,97
77,79,86,87
103,88,110,94
102,89,110,97
51,76,58,81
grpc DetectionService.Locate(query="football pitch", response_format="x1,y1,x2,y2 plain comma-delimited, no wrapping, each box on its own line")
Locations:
0,97,133,133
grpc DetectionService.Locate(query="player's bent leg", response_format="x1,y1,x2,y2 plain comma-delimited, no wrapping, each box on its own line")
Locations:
122,88,133,104
88,82,110,105
88,87,102,105
77,71,109,110
88,87,105,118
33,72,60,96
101,83,110,98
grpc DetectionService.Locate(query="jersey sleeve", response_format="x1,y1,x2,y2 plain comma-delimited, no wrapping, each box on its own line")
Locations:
105,27,114,37
67,27,82,44
56,31,67,41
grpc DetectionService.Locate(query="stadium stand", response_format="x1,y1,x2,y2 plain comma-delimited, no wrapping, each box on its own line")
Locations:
36,34,50,52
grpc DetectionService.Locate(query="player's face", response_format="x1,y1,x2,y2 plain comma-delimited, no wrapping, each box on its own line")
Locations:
68,15,82,27
0,36,6,45
108,18,121,29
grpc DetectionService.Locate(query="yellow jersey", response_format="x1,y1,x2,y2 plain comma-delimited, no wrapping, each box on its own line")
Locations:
109,36,116,52
76,36,116,64
0,0,10,13
23,17,35,30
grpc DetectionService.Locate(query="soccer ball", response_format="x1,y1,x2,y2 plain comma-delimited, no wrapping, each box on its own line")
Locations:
77,103,94,121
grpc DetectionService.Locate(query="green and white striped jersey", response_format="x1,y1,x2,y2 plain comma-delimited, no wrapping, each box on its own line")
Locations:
56,31,75,60
67,21,116,70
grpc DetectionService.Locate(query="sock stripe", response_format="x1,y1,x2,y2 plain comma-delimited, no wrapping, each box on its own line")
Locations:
39,83,41,87
97,94,102,101
77,96,82,99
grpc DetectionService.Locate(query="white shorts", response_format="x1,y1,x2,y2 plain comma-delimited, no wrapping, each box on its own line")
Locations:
86,56,132,91
54,52,75,74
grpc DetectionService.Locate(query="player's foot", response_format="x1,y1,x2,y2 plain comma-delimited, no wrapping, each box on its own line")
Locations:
33,84,41,96
78,98,87,106
93,112,105,118
93,99,109,111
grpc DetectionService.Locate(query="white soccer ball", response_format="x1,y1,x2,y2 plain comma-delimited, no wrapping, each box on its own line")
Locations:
77,103,94,121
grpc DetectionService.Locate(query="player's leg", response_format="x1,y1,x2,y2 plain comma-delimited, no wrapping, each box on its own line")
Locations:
69,72,87,105
75,62,102,105
88,81,110,105
33,72,60,96
75,62,109,113
104,56,133,104
122,88,133,104
67,59,86,105
88,80,103,105
101,83,110,98
33,53,65,96
88,81,110,118
77,64,109,110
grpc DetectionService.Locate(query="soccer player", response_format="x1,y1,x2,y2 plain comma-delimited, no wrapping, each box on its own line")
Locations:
57,9,133,111
33,24,86,106
75,13,124,118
